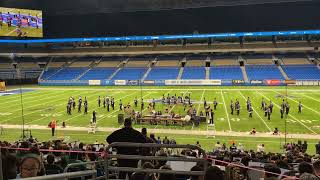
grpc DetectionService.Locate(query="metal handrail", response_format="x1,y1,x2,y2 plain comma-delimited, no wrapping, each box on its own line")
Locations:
19,170,97,180
104,142,207,180
105,142,206,155
63,160,102,173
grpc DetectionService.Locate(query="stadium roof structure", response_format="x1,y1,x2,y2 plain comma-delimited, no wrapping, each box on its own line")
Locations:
0,29,320,44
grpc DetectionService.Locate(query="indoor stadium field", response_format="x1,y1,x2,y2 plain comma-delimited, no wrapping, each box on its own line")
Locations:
1,85,320,153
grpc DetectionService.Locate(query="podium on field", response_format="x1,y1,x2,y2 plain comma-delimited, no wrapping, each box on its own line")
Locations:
206,124,215,138
88,123,96,134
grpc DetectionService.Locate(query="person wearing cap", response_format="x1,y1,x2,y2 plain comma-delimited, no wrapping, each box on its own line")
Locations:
17,154,42,178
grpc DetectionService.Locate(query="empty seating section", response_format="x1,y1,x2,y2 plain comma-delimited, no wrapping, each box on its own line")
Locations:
211,59,238,66
0,63,13,69
126,60,149,67
182,67,206,79
111,68,147,80
41,68,59,80
156,60,179,67
97,61,121,68
47,61,65,68
282,58,310,65
186,60,204,67
19,62,39,69
245,55,273,65
246,65,284,80
282,65,320,80
146,67,180,80
69,61,92,67
80,68,116,80
48,68,88,80
210,66,243,80
0,61,15,79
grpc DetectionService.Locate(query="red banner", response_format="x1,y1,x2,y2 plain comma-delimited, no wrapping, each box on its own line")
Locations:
265,79,280,85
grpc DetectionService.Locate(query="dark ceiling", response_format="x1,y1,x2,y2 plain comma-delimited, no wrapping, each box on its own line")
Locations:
0,0,315,15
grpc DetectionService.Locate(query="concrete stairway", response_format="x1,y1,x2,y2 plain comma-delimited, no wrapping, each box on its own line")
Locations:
108,67,122,80
205,67,210,80
141,67,152,81
177,67,184,80
240,66,249,82
278,65,289,80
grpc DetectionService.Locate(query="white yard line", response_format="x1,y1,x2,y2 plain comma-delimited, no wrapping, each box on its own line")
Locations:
0,90,78,123
0,91,69,111
25,91,101,124
169,90,188,113
220,90,232,131
196,89,205,115
301,94,320,103
29,87,320,92
272,90,320,116
256,91,317,134
66,91,138,123
239,91,272,132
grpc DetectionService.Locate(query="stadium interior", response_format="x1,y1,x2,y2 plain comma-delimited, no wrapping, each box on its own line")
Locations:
1,0,320,180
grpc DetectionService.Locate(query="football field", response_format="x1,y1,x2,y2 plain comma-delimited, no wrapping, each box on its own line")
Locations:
1,85,320,153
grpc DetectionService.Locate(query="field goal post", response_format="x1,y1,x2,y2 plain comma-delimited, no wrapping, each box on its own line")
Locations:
0,81,6,91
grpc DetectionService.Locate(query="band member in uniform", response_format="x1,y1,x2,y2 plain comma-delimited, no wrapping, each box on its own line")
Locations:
67,102,72,115
280,107,284,119
84,100,88,114
285,103,290,115
269,101,273,114
298,101,303,113
134,97,138,107
204,98,207,108
213,98,218,110
205,105,210,117
119,99,123,110
107,99,110,112
209,109,214,125
141,98,144,110
111,97,115,110
248,105,253,118
246,97,251,111
152,98,156,109
235,100,240,115
72,97,76,110
78,96,82,112
103,96,106,108
230,100,234,115
92,111,97,124
98,96,101,107
267,107,271,120
264,106,268,117
261,98,266,110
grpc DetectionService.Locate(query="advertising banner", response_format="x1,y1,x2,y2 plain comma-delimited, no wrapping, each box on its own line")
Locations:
232,80,245,85
88,80,101,85
265,79,280,86
114,80,126,85
250,80,263,85
143,80,155,85
127,80,138,85
165,79,221,86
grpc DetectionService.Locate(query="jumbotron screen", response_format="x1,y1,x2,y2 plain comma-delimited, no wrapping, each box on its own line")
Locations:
0,7,43,38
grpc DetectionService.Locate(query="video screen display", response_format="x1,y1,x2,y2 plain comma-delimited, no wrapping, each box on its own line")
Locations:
0,7,43,38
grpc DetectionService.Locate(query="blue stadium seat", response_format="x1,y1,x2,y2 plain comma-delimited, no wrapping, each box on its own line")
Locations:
282,65,320,80
246,65,284,80
182,67,206,79
111,68,147,80
48,68,88,80
80,68,116,80
41,68,60,80
210,66,242,80
146,67,180,80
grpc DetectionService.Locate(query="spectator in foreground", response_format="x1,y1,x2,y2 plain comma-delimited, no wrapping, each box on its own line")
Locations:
313,160,320,177
264,163,281,180
106,118,146,179
315,141,320,154
2,153,17,180
300,173,319,180
298,161,314,175
44,154,63,175
205,165,225,180
17,154,42,178
158,165,175,180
